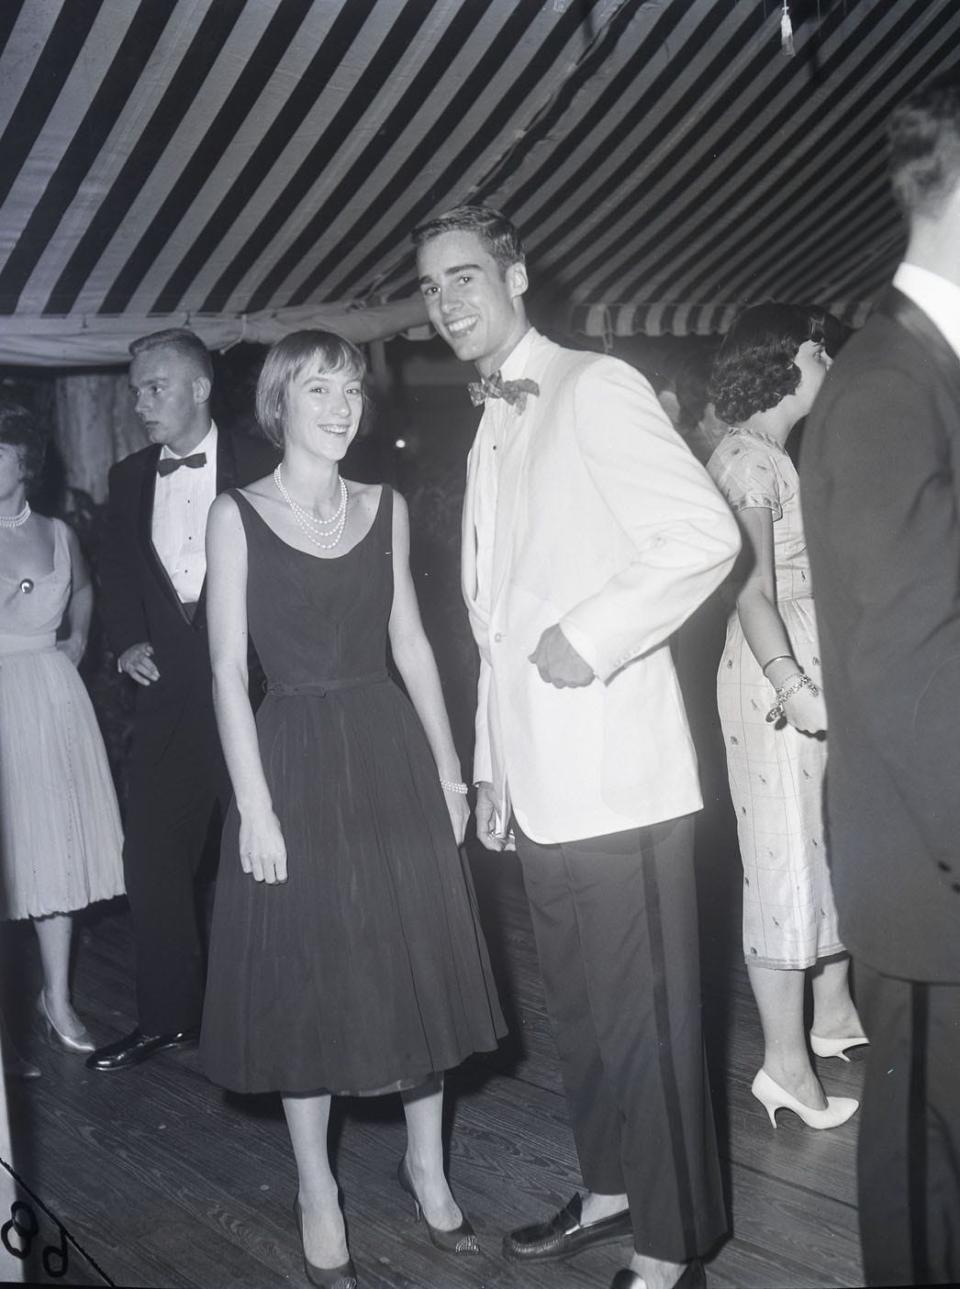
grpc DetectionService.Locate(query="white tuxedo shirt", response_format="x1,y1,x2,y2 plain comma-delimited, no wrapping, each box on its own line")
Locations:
462,329,740,844
152,422,218,603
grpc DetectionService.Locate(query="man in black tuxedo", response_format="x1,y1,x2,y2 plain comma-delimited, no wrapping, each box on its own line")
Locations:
802,77,960,1287
88,329,276,1072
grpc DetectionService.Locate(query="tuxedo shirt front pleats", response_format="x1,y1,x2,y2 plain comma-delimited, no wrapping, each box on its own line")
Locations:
152,423,218,603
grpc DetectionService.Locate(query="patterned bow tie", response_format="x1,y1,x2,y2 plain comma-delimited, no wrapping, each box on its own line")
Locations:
157,451,207,477
467,371,540,413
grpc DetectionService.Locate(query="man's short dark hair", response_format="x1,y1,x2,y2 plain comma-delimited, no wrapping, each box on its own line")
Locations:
412,205,525,274
129,327,214,384
888,75,960,220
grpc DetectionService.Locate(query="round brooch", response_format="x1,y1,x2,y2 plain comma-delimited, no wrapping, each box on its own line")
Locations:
18,578,34,594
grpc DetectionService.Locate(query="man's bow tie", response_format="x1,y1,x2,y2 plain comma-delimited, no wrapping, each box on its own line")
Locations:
157,451,207,477
467,371,540,412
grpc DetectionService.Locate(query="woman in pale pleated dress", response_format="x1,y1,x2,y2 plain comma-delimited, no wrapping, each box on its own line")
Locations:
0,401,124,1073
707,305,865,1131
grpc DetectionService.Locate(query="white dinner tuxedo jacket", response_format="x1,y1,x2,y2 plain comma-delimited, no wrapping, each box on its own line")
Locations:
462,329,740,844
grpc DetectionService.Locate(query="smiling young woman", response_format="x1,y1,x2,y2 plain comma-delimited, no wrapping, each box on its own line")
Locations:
198,330,506,1284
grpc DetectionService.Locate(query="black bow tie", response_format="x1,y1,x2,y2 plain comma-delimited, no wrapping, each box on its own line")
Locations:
467,372,540,412
157,451,207,477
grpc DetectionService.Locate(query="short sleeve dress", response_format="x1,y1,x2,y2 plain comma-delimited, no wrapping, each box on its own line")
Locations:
200,487,506,1096
707,430,843,970
0,518,124,920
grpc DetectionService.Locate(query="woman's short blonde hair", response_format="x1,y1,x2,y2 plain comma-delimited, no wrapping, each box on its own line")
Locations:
255,330,367,448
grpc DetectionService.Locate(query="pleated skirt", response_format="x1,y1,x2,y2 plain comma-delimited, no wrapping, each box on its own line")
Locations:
200,679,506,1095
0,648,124,920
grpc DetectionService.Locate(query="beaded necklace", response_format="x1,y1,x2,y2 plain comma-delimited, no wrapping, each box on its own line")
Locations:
273,466,348,550
0,501,31,528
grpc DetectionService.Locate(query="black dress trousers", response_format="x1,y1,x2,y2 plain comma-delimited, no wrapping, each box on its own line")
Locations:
515,814,727,1262
856,962,960,1287
122,690,230,1036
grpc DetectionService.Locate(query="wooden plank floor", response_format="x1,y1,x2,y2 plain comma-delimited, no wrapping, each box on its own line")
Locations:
2,828,865,1289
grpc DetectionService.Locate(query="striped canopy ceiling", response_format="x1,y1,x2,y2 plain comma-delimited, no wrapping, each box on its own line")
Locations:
1,0,958,365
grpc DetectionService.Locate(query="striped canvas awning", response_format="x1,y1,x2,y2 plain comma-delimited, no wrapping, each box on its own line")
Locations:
1,0,957,365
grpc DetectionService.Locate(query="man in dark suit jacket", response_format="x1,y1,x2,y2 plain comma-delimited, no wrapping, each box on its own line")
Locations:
88,329,276,1072
801,77,960,1287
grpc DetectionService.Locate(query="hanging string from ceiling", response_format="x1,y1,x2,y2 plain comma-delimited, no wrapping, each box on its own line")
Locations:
781,1,796,57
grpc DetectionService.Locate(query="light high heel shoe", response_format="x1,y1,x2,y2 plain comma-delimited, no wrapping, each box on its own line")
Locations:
810,1032,869,1062
36,991,95,1054
751,1068,858,1129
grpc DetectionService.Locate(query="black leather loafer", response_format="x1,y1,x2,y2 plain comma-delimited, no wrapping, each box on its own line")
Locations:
85,1026,199,1072
611,1259,705,1289
503,1193,632,1261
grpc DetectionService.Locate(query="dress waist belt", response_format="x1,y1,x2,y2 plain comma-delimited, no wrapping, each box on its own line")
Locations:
0,631,57,655
267,670,389,697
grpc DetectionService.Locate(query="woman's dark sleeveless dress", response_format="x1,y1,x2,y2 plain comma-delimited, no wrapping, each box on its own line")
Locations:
200,487,505,1095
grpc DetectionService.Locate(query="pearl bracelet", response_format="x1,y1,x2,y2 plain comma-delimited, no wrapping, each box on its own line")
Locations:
440,778,469,795
765,672,819,724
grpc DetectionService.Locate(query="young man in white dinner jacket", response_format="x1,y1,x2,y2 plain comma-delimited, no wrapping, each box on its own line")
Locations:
415,206,739,1289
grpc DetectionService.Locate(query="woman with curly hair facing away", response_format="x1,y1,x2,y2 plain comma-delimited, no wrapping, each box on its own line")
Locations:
706,304,864,1130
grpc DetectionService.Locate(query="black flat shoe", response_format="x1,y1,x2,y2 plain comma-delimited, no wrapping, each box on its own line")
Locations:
503,1193,632,1261
611,1259,705,1289
85,1026,199,1072
293,1198,358,1289
396,1157,480,1254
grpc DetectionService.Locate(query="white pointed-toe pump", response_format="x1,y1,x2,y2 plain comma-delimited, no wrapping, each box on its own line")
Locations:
810,1031,869,1062
751,1068,858,1129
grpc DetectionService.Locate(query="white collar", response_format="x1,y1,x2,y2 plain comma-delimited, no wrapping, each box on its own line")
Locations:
893,264,960,362
158,421,218,462
498,327,539,381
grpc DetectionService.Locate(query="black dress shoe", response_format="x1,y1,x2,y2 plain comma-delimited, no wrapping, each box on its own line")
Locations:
503,1193,632,1261
610,1259,705,1289
85,1026,199,1072
396,1157,480,1254
293,1198,358,1289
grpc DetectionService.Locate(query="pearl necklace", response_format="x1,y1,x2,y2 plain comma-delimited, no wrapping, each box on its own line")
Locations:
273,466,348,550
0,501,31,528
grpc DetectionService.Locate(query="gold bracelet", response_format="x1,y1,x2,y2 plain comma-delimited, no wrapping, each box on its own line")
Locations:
761,653,795,676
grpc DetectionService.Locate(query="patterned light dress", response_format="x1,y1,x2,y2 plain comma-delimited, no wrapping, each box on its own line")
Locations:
708,429,843,970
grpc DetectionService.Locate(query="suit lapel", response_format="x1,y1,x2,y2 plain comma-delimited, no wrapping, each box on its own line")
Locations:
490,404,534,609
214,427,238,496
876,287,960,395
490,334,557,609
461,439,482,613
193,428,235,624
